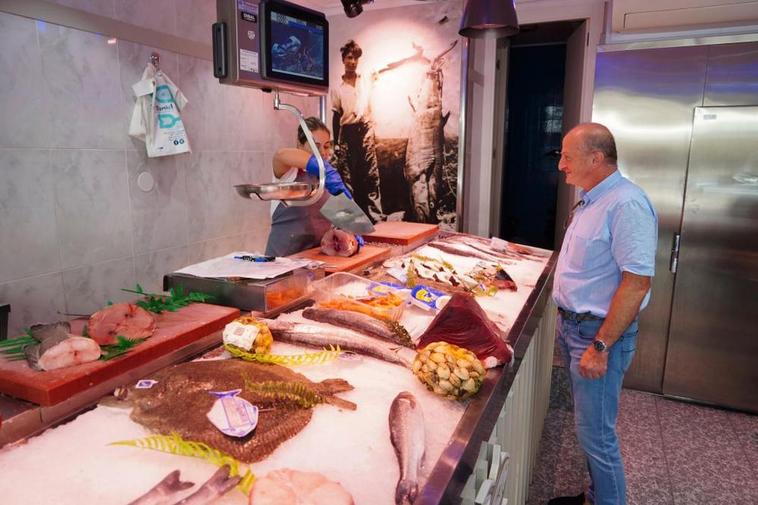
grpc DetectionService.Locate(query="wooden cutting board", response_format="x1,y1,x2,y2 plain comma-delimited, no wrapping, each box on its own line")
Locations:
0,303,239,406
291,244,391,273
363,221,439,245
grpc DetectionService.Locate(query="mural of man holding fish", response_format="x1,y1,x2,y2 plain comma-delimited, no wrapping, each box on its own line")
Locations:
331,40,385,222
329,2,462,229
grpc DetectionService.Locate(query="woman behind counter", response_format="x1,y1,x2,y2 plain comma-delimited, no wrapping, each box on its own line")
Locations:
265,117,357,257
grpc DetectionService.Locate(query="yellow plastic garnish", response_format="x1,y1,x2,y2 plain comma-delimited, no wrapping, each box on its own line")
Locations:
225,344,341,366
110,432,255,494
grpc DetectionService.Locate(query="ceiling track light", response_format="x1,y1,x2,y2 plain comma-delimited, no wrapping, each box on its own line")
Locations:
341,0,373,18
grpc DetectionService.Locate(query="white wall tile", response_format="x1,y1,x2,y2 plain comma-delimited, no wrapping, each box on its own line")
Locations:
52,149,133,269
224,85,266,152
176,0,216,45
0,149,61,282
127,149,190,254
177,55,225,151
0,14,51,148
134,246,189,294
61,257,136,314
38,23,126,148
185,151,237,242
231,151,270,233
115,0,177,36
186,235,246,265
49,0,115,18
0,273,67,338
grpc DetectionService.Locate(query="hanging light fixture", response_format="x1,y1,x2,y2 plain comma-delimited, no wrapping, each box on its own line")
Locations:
459,0,519,38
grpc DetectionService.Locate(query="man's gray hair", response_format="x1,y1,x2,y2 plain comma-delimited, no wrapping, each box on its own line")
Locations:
581,123,618,164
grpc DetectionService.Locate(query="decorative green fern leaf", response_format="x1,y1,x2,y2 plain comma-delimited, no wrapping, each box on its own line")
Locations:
225,344,341,366
385,320,413,347
243,379,324,409
110,432,255,494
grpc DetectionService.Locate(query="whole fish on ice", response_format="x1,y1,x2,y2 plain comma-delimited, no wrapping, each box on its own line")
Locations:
389,391,426,505
301,307,414,348
128,466,239,505
127,469,194,505
123,360,355,463
262,318,417,368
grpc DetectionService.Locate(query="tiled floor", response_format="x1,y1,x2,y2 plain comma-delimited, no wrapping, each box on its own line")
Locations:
526,367,758,505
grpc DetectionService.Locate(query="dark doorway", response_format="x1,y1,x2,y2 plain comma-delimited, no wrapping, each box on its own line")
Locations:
499,22,577,249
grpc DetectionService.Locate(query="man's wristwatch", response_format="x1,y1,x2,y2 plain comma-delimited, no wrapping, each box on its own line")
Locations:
592,338,609,353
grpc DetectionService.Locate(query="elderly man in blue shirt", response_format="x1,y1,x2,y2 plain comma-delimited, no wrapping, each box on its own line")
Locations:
549,123,657,505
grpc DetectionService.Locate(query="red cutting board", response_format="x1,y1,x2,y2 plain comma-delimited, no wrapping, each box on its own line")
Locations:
0,303,239,406
291,244,391,273
363,221,439,245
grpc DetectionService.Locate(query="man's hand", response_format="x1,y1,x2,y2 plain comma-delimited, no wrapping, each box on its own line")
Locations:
579,346,608,379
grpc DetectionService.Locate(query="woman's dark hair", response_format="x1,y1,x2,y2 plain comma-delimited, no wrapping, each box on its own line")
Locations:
340,39,362,60
297,117,329,145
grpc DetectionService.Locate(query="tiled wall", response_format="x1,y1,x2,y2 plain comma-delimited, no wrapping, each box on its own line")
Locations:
0,3,318,336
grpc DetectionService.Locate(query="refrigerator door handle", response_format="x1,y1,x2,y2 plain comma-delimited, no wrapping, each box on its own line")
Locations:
670,233,681,274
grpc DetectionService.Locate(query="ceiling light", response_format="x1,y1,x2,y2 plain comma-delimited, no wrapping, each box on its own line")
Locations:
459,0,519,38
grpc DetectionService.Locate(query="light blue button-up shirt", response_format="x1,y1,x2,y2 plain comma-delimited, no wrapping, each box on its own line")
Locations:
553,170,658,317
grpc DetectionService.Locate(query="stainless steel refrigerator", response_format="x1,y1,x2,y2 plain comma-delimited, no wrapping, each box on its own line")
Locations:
593,41,758,413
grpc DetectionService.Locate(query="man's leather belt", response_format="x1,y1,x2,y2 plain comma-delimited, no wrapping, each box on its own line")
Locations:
557,307,604,322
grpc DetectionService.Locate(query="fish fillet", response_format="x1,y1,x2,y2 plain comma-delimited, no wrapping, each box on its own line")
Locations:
250,469,354,505
24,329,101,371
389,392,426,505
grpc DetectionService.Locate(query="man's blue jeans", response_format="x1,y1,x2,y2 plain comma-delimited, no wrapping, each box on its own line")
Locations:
556,315,638,505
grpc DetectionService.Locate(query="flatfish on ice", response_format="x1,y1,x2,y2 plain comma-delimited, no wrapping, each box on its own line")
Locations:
124,360,356,463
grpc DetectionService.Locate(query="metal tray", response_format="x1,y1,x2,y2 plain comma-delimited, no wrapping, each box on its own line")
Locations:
235,182,313,201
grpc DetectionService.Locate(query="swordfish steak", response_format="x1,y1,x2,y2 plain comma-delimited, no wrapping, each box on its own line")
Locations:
125,360,355,463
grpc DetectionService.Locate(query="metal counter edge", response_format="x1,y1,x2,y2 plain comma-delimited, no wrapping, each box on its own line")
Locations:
416,251,558,505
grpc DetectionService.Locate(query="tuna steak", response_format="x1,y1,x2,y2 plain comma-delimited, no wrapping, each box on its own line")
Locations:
126,360,355,463
416,293,513,367
88,302,156,345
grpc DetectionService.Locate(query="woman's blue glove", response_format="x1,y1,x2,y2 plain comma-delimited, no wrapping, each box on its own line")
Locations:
355,235,365,247
306,155,353,199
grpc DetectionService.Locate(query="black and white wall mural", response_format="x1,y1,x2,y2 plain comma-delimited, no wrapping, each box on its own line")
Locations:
329,0,462,230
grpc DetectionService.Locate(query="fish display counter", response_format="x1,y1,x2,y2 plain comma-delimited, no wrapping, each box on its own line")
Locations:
0,232,557,505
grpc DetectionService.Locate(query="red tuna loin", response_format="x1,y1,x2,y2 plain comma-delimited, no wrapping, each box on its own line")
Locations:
416,293,513,367
320,228,359,257
87,302,156,345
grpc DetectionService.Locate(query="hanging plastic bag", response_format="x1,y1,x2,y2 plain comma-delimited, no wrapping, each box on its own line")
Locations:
129,62,191,158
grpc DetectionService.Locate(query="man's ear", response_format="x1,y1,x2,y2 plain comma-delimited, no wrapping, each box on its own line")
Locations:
591,150,604,165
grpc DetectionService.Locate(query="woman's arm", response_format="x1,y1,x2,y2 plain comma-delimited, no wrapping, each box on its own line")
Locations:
272,148,312,178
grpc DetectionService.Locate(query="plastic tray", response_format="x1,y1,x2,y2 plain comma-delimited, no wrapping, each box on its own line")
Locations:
310,272,408,321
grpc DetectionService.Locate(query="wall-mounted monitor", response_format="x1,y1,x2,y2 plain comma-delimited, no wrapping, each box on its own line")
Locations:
213,0,329,96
